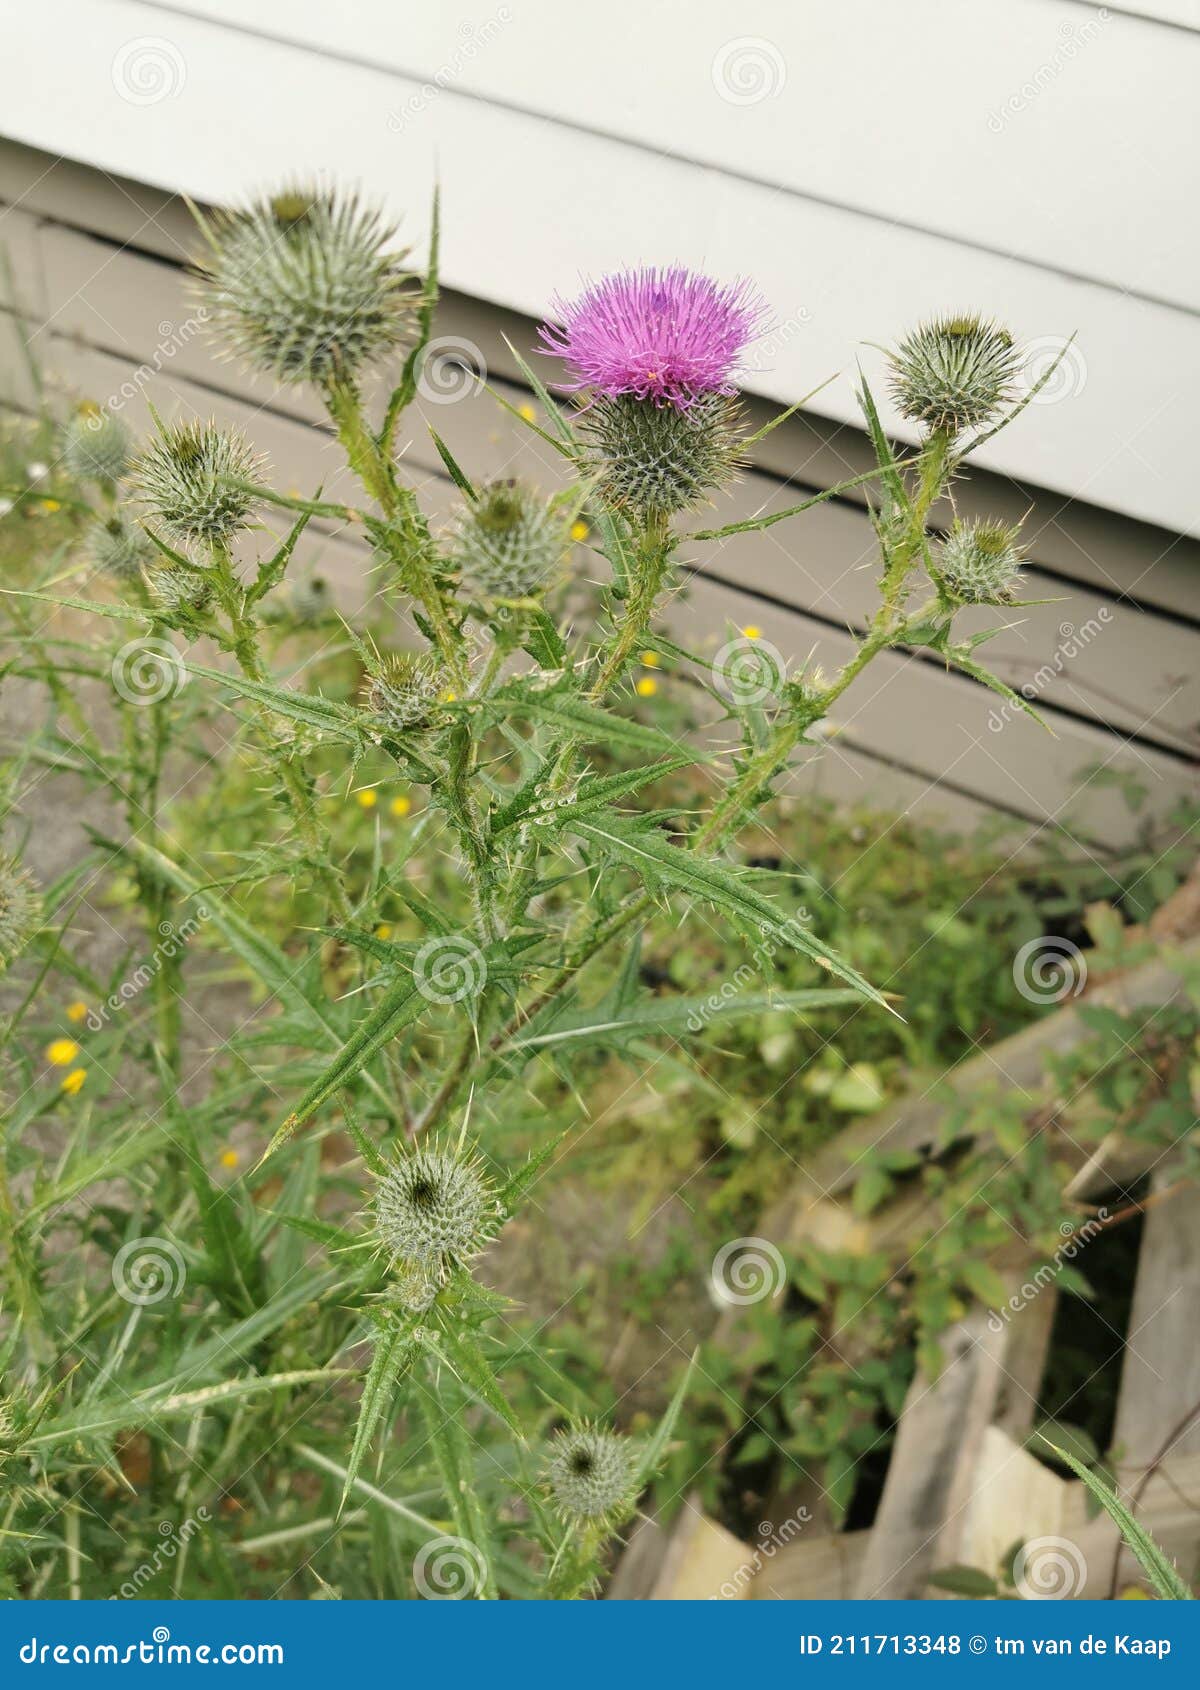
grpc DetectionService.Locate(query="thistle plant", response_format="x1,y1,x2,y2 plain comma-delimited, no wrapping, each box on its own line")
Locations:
60,403,132,487
0,176,1074,1600
134,419,262,546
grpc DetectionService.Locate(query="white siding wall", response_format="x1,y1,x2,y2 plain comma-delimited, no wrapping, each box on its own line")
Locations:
2,0,1198,535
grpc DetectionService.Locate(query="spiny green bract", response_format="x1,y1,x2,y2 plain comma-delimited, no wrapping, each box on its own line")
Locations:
446,481,568,602
145,562,214,616
939,518,1025,604
84,514,153,581
580,391,744,518
197,187,418,388
61,406,132,484
374,1145,497,1279
134,421,263,547
363,650,448,732
888,315,1018,436
546,1423,638,1524
0,853,41,972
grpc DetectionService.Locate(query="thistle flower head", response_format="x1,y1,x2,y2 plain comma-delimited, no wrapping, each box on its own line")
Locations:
375,1144,497,1278
581,390,744,518
887,314,1018,436
938,518,1025,604
446,481,568,602
541,267,766,410
546,1423,638,1524
363,650,449,733
61,405,132,484
197,186,418,387
84,514,153,581
134,421,263,546
144,562,214,616
0,854,41,972
288,574,331,624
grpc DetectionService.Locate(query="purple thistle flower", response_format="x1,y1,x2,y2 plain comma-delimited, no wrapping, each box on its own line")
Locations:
539,267,766,410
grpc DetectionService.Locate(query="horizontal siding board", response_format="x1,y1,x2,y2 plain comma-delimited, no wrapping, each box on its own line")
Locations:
2,193,1195,846
13,214,1196,758
137,0,1198,308
14,321,1188,845
2,12,1197,536
6,155,1199,614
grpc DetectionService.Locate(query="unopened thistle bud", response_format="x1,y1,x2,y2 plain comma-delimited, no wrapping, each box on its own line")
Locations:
196,187,418,387
540,267,765,519
134,421,262,547
375,1145,497,1281
446,481,568,601
363,651,448,732
580,391,745,519
546,1423,638,1524
288,574,331,624
938,518,1025,604
61,405,132,485
888,315,1018,436
84,514,153,581
0,854,41,972
144,563,214,616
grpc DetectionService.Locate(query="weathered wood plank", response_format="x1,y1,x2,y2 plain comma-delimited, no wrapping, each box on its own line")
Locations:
854,1309,1010,1598
1111,1175,1200,1480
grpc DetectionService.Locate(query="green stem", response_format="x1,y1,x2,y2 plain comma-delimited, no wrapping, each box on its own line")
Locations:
208,546,352,925
323,377,467,688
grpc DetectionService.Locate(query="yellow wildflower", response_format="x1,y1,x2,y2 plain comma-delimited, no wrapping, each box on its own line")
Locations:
390,795,412,818
45,1038,80,1067
60,1068,87,1096
66,1001,89,1024
635,676,658,698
